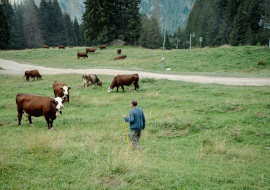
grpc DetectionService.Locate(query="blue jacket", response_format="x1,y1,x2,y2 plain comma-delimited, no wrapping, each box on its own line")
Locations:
125,107,145,131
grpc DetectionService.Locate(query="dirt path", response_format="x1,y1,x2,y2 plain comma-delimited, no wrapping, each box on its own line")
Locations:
0,59,270,86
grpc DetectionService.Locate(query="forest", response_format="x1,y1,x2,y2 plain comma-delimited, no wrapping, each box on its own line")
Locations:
1,0,270,50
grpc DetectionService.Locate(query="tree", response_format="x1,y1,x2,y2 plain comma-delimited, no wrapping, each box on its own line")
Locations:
83,0,115,44
147,0,161,49
23,0,44,48
63,12,76,46
0,3,11,49
164,31,171,49
139,13,149,47
12,3,26,49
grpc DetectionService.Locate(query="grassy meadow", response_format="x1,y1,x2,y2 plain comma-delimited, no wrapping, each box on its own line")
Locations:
0,45,270,77
0,70,270,189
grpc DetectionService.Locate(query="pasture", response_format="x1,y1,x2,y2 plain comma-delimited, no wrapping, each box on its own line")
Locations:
0,45,270,77
0,70,270,189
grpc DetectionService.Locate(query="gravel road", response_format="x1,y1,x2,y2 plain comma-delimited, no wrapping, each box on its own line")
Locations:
0,58,269,86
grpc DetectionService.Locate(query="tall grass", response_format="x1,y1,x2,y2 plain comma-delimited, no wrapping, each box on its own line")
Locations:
0,74,269,189
0,45,270,77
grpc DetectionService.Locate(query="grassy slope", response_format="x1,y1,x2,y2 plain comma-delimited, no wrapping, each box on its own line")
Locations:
0,45,270,77
0,73,269,189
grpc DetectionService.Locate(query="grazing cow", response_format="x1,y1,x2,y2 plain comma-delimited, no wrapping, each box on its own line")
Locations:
25,48,28,50
114,55,127,60
117,49,121,55
82,74,102,90
53,46,55,48
53,81,71,103
86,48,96,53
108,74,139,93
77,52,88,59
43,45,49,49
58,45,65,49
23,70,42,82
69,46,73,48
16,93,64,130
99,44,106,50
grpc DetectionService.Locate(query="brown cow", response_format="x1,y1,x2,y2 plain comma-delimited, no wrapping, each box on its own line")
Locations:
82,74,102,90
16,93,64,130
23,70,42,82
99,44,106,50
69,46,73,48
25,48,28,50
77,52,88,59
43,45,49,49
86,48,96,53
108,74,139,93
58,45,65,49
114,55,127,60
53,46,55,48
53,81,71,103
117,49,121,55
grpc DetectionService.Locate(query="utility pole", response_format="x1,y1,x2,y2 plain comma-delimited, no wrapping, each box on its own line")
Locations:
190,33,195,50
162,0,169,70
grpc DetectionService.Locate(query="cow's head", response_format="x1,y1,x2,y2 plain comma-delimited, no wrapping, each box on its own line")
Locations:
97,81,102,87
39,75,42,80
54,97,64,115
108,85,113,93
61,86,71,96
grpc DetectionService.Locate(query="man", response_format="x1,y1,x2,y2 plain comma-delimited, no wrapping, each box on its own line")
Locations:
123,99,145,150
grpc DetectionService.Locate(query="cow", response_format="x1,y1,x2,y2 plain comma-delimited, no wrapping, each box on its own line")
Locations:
86,48,96,53
69,46,73,48
43,45,49,49
82,74,102,90
114,55,127,60
117,49,121,55
99,44,106,50
58,45,65,49
108,74,139,93
25,48,28,50
23,70,42,82
53,46,55,48
16,93,64,130
53,81,71,103
77,52,88,59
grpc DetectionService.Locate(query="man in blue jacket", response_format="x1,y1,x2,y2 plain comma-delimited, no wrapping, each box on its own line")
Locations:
123,99,145,150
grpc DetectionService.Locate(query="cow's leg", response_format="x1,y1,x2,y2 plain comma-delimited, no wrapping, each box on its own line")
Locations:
17,110,23,127
116,86,119,92
28,116,34,126
45,117,53,130
121,85,125,92
67,95,69,103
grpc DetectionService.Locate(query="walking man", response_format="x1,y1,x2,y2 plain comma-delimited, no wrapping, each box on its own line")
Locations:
123,99,145,150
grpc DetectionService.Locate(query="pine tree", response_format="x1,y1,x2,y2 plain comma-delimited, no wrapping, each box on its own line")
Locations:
23,0,44,48
63,12,76,46
51,0,68,45
139,13,149,48
0,3,11,49
83,0,115,44
73,17,80,46
12,3,26,49
164,31,171,49
39,0,50,45
125,0,141,44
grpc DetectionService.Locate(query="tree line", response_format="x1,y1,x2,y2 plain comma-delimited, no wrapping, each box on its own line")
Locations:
0,0,87,49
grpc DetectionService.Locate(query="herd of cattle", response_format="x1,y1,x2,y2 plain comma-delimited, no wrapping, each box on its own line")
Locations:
41,44,127,60
17,53,140,130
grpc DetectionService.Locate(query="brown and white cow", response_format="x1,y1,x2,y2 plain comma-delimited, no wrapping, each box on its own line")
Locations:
108,74,139,93
114,55,127,60
86,48,96,53
117,49,121,55
16,93,64,130
43,45,49,49
82,74,102,90
58,45,65,49
23,70,42,82
53,81,71,103
77,52,88,59
99,44,106,50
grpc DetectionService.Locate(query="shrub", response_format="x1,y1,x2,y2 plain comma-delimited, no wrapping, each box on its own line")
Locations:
257,59,266,65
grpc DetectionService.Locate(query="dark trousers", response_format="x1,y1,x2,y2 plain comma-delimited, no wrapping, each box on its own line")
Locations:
130,130,142,149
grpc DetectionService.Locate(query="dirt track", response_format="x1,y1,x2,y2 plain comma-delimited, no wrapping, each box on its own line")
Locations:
0,58,270,86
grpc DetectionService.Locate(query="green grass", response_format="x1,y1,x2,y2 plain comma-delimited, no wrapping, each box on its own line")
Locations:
0,45,270,77
0,74,270,189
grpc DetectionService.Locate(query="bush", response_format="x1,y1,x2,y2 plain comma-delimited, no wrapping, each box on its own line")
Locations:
257,59,266,65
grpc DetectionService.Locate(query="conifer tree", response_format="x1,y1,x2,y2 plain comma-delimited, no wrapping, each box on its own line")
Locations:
0,3,11,49
12,3,26,49
139,13,149,48
83,0,115,44
23,0,44,48
73,17,80,46
39,0,50,44
164,31,171,49
64,12,76,46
